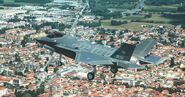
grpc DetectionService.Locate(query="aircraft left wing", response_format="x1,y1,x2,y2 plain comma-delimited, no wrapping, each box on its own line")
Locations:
75,52,113,66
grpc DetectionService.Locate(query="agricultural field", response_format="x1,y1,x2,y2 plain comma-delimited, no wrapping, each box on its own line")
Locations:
144,5,179,13
99,2,185,30
101,14,173,30
2,0,15,3
101,19,173,31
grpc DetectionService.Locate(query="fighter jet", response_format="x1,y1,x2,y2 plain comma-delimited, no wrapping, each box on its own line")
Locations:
36,32,163,80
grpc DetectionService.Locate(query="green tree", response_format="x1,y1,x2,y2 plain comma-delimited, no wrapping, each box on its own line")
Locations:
178,4,185,12
92,4,110,17
15,53,21,62
37,82,45,95
144,13,152,18
22,93,32,97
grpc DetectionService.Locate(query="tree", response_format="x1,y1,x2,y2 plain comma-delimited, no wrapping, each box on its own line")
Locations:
98,28,106,34
44,66,48,72
111,20,128,26
170,57,175,67
21,35,30,47
24,67,29,73
22,93,32,97
37,82,45,95
15,71,24,76
92,4,110,17
0,28,9,34
144,13,152,18
100,73,107,85
54,67,58,73
180,39,185,48
15,53,21,62
82,0,86,3
178,5,185,12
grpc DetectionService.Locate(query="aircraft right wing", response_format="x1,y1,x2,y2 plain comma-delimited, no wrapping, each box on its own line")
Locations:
75,51,113,66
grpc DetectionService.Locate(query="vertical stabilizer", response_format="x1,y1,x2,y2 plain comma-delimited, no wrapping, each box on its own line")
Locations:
111,43,136,61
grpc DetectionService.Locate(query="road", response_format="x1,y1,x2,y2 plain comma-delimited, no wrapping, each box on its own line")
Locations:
71,5,86,31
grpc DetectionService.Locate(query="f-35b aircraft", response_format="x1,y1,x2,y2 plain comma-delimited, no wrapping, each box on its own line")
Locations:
36,32,163,80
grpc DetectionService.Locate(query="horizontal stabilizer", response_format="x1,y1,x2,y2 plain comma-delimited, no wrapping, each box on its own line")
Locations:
117,61,145,69
140,55,164,65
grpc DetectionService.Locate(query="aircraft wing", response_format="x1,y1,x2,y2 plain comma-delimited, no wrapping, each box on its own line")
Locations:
75,51,113,66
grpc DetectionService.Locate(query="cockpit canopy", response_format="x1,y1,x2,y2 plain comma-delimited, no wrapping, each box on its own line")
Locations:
47,32,65,38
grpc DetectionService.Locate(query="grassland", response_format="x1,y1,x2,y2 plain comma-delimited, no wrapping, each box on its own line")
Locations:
101,20,173,31
144,5,178,13
144,14,172,22
100,14,174,31
3,0,15,3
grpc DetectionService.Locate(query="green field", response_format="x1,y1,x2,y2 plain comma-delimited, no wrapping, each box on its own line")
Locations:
101,20,173,31
3,0,15,3
144,5,178,13
101,14,174,30
115,15,144,21
112,14,172,22
99,1,185,31
145,14,172,22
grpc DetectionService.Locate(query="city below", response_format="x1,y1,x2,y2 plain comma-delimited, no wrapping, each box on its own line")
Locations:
0,0,185,97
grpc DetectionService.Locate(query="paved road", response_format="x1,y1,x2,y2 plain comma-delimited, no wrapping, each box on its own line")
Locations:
71,5,86,30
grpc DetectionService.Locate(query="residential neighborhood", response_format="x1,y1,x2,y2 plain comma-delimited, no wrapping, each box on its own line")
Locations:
0,0,185,96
